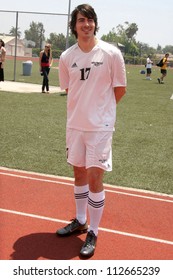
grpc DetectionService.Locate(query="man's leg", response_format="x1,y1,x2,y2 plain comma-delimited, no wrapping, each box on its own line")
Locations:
56,166,89,236
80,167,105,257
73,166,89,225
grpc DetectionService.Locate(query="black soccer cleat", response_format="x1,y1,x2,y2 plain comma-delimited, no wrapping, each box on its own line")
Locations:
80,230,97,258
56,218,88,236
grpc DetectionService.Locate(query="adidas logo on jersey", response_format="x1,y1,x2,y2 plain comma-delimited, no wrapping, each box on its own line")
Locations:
71,62,78,68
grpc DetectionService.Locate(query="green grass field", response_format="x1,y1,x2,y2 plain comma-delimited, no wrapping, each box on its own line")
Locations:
0,61,173,194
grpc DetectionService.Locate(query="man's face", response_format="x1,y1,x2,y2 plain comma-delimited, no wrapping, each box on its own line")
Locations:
75,12,96,39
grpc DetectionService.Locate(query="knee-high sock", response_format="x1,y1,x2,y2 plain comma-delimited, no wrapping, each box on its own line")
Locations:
74,185,89,224
88,190,105,236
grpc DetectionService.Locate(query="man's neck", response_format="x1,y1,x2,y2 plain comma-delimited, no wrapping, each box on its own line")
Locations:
78,37,98,53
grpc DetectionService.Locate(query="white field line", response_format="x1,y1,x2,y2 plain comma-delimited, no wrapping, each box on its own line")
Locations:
1,208,173,246
1,166,173,198
0,171,173,204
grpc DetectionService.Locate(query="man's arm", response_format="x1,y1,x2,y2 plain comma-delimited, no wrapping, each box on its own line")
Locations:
114,86,126,104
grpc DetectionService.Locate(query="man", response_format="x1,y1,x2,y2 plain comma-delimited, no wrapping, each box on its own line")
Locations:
158,53,169,84
146,55,153,80
56,4,126,258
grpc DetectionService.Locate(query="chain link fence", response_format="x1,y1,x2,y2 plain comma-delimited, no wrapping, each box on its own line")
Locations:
0,8,70,81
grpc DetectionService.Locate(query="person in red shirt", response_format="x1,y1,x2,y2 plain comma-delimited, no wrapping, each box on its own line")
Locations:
39,43,53,93
0,39,6,82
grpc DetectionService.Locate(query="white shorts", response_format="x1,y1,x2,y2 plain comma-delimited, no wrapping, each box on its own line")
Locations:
66,128,113,171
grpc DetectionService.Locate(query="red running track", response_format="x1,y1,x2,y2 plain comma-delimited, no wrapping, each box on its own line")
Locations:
0,167,173,260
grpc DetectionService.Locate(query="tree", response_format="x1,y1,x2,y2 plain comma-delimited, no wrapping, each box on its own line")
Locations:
48,33,66,50
116,22,138,42
125,22,138,40
24,22,45,49
47,32,76,50
9,26,22,38
157,44,162,53
101,22,139,56
68,33,76,48
101,28,119,43
163,45,173,54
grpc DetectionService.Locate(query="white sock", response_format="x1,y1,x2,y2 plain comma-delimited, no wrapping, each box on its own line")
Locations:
74,185,89,225
88,190,105,236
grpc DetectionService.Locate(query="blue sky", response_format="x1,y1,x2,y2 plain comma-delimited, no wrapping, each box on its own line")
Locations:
0,0,172,48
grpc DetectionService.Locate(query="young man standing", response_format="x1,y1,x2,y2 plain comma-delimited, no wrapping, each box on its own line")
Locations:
56,4,126,258
146,55,153,80
158,53,169,84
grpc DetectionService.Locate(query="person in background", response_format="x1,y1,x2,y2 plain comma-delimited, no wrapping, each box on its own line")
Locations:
0,39,6,82
56,4,126,258
39,43,53,93
158,53,169,84
146,55,153,80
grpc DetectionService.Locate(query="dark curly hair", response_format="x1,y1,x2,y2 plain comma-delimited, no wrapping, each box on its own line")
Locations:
70,4,99,38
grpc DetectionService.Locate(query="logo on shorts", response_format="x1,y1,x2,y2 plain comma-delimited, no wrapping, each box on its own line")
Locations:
99,159,107,163
99,159,110,169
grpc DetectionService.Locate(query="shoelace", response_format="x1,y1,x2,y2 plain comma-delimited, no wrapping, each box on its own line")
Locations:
84,231,95,247
64,218,79,230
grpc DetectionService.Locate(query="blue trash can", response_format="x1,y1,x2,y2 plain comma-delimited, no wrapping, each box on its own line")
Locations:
22,61,33,76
